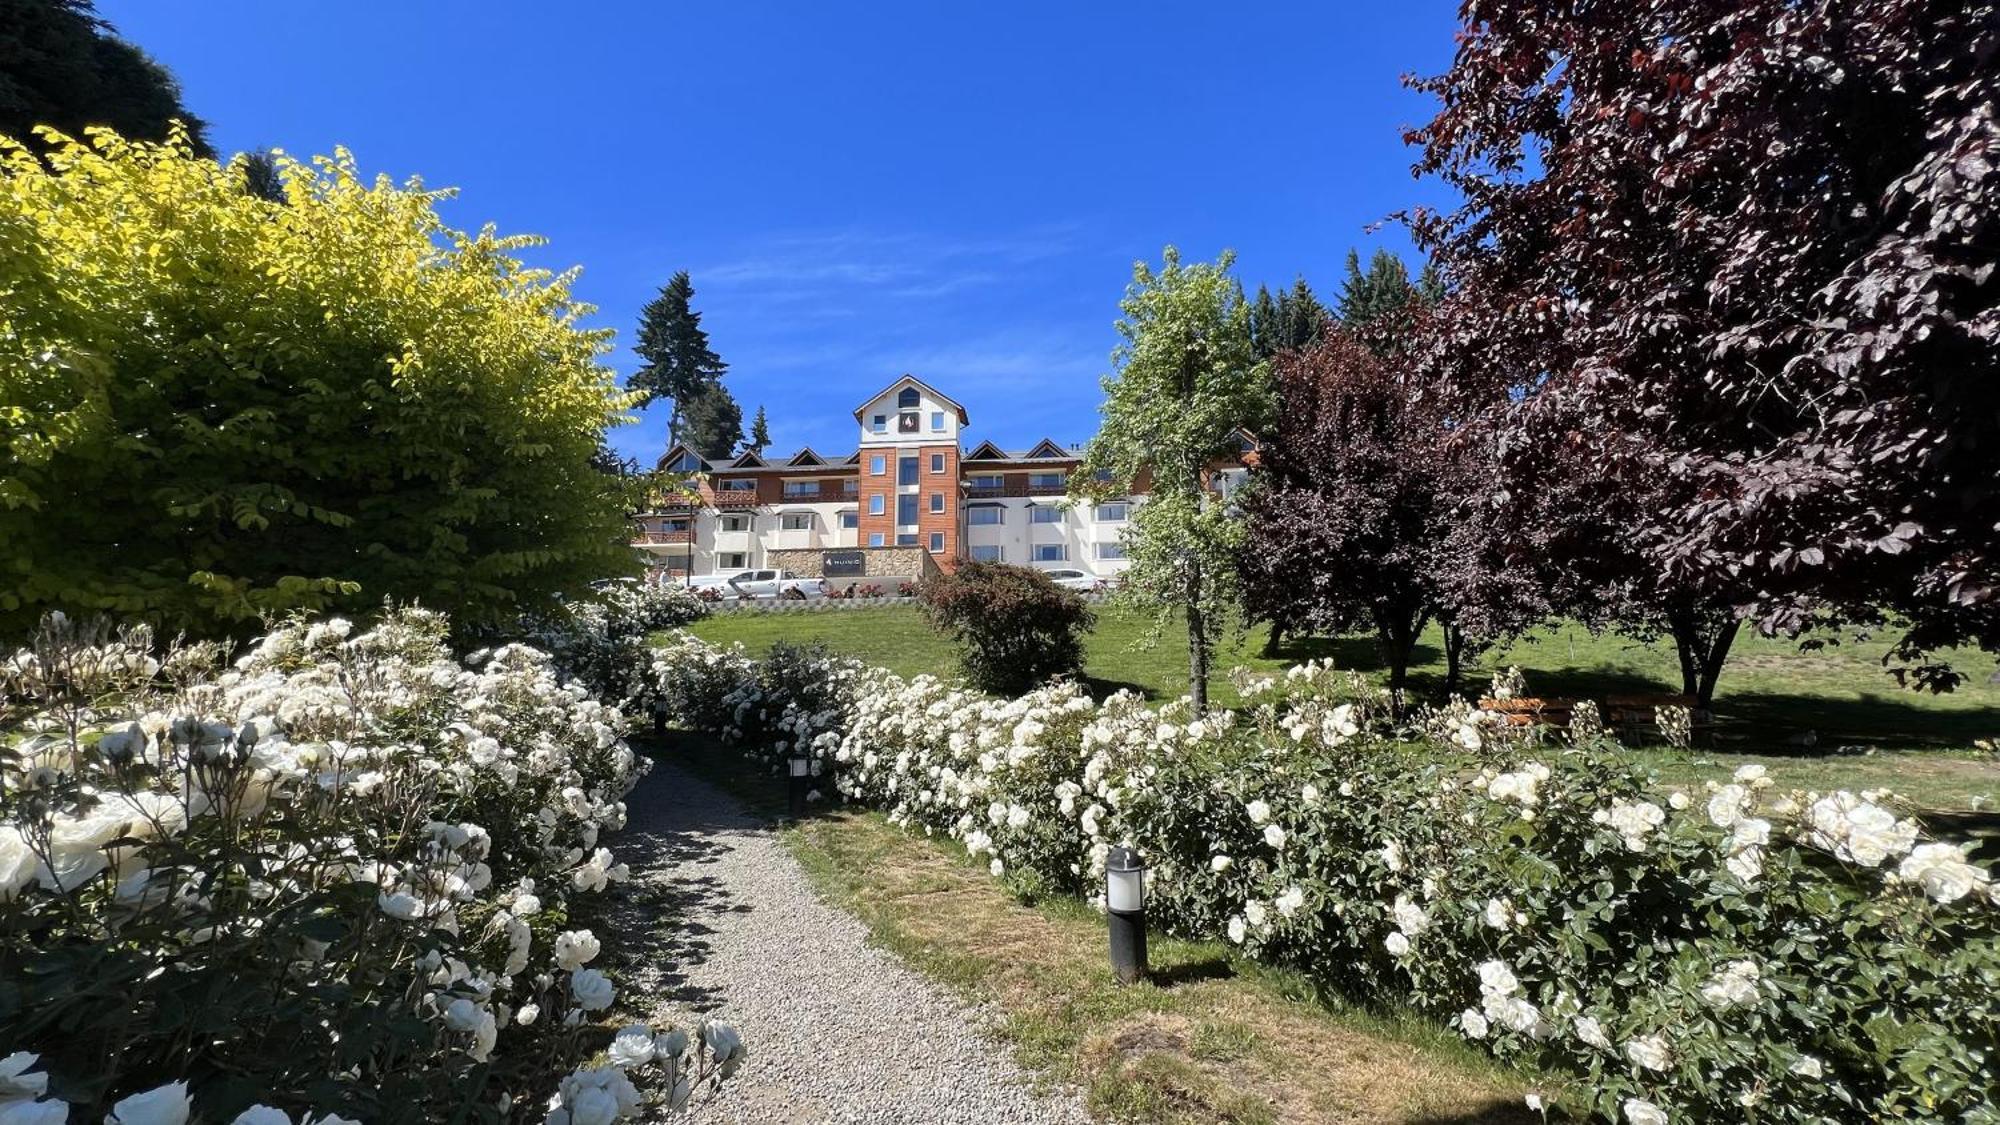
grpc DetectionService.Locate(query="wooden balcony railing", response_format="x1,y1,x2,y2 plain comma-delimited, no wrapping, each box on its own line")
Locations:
711,491,761,509
633,530,693,545
777,488,860,504
965,478,1069,499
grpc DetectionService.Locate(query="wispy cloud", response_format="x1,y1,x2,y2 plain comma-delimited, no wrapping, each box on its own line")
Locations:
696,224,1082,303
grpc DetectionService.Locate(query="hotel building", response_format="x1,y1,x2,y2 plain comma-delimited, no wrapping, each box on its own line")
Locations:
631,375,1254,582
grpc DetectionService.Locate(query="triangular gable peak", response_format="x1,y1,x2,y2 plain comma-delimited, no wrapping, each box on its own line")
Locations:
658,443,708,474
850,374,970,424
787,447,827,467
1025,439,1072,460
728,450,769,469
963,440,1010,461
842,450,862,465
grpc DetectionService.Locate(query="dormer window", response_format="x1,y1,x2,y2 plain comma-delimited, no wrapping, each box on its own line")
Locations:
897,387,921,409
871,414,887,433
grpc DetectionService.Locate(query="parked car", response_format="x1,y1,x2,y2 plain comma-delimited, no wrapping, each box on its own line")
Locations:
693,569,830,600
1039,568,1098,592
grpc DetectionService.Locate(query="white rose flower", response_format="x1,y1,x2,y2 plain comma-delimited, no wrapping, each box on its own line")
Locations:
1622,1099,1667,1125
516,1003,541,1026
1226,916,1247,944
570,968,615,1011
1625,1034,1672,1071
1700,959,1761,1011
1209,854,1232,873
1789,1054,1823,1078
0,1099,66,1125
0,829,38,900
553,929,601,970
1384,932,1411,957
1245,799,1271,825
1263,824,1287,849
1476,960,1519,997
1,1052,48,1100
1483,898,1512,930
1897,842,1988,904
1458,1009,1489,1038
108,1083,192,1125
230,1108,290,1125
607,1025,656,1069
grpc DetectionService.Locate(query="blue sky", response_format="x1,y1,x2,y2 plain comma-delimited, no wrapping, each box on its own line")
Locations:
100,1,1464,463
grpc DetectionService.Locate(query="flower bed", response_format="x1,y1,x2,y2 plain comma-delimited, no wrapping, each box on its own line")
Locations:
647,636,2000,1123
1,610,737,1124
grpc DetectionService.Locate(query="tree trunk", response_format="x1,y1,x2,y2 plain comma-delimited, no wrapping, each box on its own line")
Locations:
1261,612,1287,657
1666,608,1741,708
1186,592,1211,715
1443,621,1468,698
1378,612,1418,717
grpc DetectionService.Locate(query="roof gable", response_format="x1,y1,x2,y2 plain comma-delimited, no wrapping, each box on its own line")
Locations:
728,450,769,469
851,374,970,424
963,440,1010,461
786,447,827,466
657,443,708,473
1025,438,1071,460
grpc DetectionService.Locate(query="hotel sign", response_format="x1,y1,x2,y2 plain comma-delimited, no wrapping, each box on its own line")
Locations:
823,549,866,577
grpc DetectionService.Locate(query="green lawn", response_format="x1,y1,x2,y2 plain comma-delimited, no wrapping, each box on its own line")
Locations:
684,604,2000,813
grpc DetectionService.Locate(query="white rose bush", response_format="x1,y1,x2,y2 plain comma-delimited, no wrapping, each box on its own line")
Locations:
650,632,2000,1123
0,610,738,1123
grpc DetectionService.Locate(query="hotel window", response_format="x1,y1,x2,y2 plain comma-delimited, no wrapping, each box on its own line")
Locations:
930,411,945,431
871,414,887,433
667,451,703,472
1029,506,1061,524
930,453,945,473
1032,544,1067,562
1095,542,1127,560
870,454,886,475
928,532,945,553
841,478,859,495
967,507,1003,526
1095,502,1129,522
868,532,885,547
720,514,750,532
929,493,944,514
896,533,918,546
970,544,1003,562
896,495,918,526
838,510,858,529
718,478,755,492
719,552,747,570
1030,471,1065,490
969,473,1003,491
868,494,886,516
898,456,918,485
780,513,812,531
782,480,818,497
898,387,921,408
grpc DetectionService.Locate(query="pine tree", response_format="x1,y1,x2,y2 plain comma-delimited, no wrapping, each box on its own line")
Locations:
680,383,744,461
1248,277,1328,360
0,0,214,156
746,405,771,456
1336,248,1414,327
629,271,726,447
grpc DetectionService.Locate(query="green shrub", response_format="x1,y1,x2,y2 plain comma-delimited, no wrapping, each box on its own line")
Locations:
916,562,1094,694
0,128,636,640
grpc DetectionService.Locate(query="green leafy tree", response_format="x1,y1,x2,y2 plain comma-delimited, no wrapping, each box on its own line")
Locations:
680,383,744,461
0,0,212,156
745,404,771,456
1077,246,1270,712
628,270,725,447
0,131,636,639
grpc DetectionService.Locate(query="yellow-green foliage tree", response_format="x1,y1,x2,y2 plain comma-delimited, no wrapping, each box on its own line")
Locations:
0,127,637,637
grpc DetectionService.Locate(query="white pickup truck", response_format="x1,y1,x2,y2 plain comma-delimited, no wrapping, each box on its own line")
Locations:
689,569,830,600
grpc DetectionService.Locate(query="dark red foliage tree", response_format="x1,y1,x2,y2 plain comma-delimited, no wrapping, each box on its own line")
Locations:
1405,0,2000,691
1239,321,1536,703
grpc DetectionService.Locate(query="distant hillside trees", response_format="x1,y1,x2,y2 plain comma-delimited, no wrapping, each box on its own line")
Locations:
0,0,212,155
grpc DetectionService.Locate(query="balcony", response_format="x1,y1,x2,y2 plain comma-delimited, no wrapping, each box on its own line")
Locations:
711,491,761,509
633,529,693,545
777,487,860,504
965,477,1068,499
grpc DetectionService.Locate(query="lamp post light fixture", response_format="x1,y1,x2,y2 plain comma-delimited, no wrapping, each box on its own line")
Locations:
787,750,810,818
651,698,668,739
1105,845,1148,984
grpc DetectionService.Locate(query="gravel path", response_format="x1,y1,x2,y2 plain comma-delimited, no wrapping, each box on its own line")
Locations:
609,756,1091,1125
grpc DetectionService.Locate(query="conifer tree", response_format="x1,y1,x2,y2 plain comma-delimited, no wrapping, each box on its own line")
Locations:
746,405,771,456
629,271,726,447
680,383,744,461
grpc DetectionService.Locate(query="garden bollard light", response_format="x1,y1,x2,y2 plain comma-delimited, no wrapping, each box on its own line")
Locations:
787,752,810,818
1105,845,1148,984
651,699,667,738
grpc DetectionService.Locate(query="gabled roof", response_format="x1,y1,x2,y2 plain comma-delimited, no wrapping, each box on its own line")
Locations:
963,440,1010,461
727,450,769,469
851,374,970,424
656,443,709,473
843,450,862,465
1025,438,1071,460
786,447,827,466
